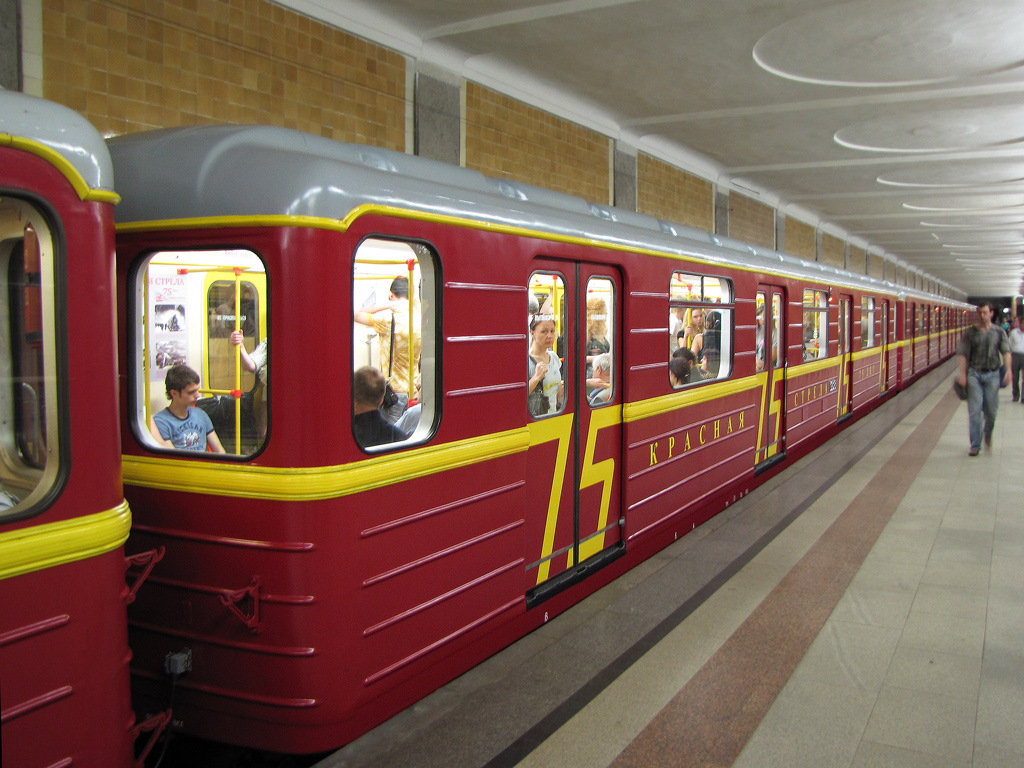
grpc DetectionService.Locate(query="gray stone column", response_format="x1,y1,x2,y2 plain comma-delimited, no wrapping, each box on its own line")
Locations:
414,66,461,165
613,142,637,211
714,190,729,236
1,0,21,91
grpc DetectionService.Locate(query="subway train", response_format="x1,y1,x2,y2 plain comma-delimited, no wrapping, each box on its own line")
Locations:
0,88,968,764
107,124,970,755
0,92,140,767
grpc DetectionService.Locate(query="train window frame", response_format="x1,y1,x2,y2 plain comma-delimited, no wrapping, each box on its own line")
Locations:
861,296,877,349
669,272,733,388
129,248,268,459
585,277,614,408
527,271,568,419
352,237,438,452
0,194,67,521
802,289,828,362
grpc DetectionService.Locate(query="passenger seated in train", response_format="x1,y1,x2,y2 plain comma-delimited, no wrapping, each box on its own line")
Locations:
149,364,226,453
528,312,564,416
669,356,689,387
352,366,407,448
589,353,613,405
670,348,713,387
353,276,421,423
802,318,820,361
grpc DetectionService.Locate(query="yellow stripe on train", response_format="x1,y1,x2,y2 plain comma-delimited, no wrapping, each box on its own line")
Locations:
123,427,532,500
0,501,132,581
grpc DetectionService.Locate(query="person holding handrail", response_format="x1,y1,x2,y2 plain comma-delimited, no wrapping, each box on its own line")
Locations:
354,276,421,423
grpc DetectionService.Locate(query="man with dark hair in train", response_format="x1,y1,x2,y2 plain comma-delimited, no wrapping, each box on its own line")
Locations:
671,346,713,384
354,276,421,423
352,366,407,447
150,364,226,453
955,301,1011,456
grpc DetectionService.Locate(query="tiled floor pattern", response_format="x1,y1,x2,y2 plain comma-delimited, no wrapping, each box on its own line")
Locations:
730,382,1024,768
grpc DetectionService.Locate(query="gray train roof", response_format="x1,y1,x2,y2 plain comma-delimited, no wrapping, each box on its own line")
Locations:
107,124,951,301
0,89,114,194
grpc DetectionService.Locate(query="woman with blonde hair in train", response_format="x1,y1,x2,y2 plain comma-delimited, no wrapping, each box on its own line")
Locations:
585,295,611,388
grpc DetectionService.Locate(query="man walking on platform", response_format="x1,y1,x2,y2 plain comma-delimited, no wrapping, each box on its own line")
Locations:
1008,316,1024,402
956,301,1011,456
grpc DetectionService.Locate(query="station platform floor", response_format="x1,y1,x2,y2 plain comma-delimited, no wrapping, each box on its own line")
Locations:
316,359,1024,768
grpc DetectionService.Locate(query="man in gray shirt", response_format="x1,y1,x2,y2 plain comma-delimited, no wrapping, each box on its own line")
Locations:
955,301,1011,456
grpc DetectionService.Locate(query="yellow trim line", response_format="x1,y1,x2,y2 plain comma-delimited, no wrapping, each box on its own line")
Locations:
1,134,121,205
123,428,532,501
0,501,132,581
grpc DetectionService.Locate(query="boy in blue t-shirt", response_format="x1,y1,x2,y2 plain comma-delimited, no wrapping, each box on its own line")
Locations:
149,364,226,453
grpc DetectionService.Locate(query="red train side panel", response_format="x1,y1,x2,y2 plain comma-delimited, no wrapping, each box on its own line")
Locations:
0,92,134,768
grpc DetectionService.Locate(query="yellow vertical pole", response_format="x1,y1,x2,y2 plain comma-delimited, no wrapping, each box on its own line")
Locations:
233,268,241,454
406,259,415,398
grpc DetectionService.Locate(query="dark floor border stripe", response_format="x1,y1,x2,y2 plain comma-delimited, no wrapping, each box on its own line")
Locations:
483,364,955,768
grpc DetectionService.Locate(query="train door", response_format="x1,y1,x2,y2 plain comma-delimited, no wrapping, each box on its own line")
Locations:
754,287,786,468
880,300,890,394
525,261,623,605
837,294,853,419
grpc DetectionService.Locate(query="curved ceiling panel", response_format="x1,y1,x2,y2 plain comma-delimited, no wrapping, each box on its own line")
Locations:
753,0,1024,87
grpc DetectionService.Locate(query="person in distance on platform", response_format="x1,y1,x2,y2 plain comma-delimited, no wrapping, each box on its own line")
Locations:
1007,316,1024,403
955,301,1011,456
150,364,226,453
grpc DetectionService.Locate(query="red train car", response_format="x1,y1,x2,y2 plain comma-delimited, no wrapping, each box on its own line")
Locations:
0,93,135,768
108,125,966,754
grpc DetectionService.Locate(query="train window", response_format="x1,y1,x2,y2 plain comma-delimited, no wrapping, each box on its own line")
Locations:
132,249,267,456
802,289,828,361
669,272,733,386
861,297,876,348
528,272,567,417
770,294,783,369
754,291,782,372
586,277,614,407
352,238,436,450
0,197,61,516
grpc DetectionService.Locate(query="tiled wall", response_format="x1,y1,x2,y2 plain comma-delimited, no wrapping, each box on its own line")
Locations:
464,82,611,203
726,193,774,249
636,153,714,232
41,0,408,147
868,253,884,280
28,0,907,289
784,217,815,260
821,233,845,269
848,245,867,275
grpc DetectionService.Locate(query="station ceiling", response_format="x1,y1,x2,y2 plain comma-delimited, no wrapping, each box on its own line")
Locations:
314,0,1024,298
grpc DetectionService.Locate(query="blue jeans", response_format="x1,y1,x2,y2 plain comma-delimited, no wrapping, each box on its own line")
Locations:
1012,353,1024,400
967,369,1000,450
